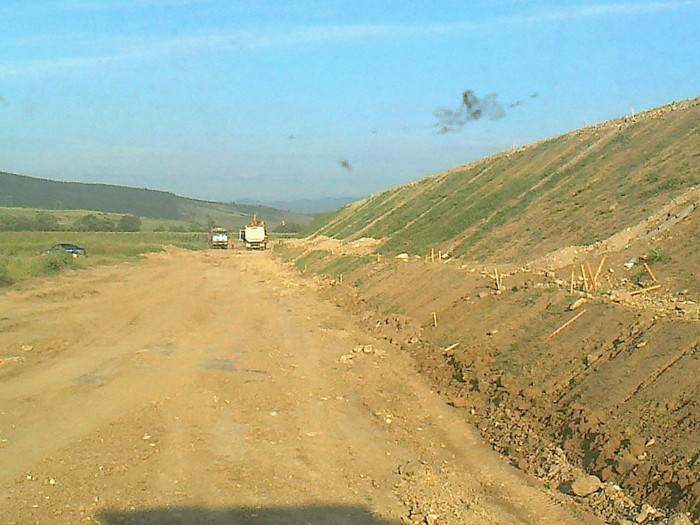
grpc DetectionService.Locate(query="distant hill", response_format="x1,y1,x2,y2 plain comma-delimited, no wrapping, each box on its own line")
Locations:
0,172,311,229
237,196,362,215
310,97,700,263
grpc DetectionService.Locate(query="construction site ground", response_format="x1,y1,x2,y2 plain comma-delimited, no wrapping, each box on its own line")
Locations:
0,249,605,525
288,195,699,524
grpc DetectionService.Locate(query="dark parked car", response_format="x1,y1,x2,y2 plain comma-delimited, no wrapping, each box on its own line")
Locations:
42,243,87,257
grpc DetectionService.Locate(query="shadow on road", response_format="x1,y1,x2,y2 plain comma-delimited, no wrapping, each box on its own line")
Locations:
98,504,402,524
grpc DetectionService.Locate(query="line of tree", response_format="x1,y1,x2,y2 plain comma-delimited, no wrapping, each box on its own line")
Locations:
0,212,142,232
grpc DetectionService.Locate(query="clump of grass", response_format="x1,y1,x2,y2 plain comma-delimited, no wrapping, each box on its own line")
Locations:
321,254,375,276
40,252,74,274
644,248,670,264
0,258,12,286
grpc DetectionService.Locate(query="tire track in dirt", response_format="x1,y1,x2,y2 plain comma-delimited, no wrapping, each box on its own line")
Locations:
0,249,598,524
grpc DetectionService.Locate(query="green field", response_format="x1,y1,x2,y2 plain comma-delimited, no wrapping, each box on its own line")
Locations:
0,231,207,287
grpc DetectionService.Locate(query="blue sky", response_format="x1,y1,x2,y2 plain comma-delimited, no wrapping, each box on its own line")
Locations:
1,1,698,202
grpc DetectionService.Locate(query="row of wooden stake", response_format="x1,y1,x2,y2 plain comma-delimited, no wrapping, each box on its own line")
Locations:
428,255,662,341
571,255,607,293
429,248,444,263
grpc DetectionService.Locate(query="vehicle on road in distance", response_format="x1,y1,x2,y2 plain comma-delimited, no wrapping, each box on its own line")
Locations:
40,243,86,257
242,214,268,250
208,227,229,249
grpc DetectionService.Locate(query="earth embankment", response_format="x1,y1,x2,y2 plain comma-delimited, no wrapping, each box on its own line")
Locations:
300,198,699,523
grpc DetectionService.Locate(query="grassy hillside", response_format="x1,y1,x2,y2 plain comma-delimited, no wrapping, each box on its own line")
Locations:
0,172,311,230
312,98,699,264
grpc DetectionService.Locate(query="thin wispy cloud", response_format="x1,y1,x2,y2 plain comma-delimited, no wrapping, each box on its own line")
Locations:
1,0,698,78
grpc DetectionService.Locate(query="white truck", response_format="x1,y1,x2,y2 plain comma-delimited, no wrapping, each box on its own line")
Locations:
240,214,268,250
208,227,229,249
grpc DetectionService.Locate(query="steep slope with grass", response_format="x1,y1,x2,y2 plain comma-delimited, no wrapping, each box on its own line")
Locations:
281,97,700,523
312,98,699,264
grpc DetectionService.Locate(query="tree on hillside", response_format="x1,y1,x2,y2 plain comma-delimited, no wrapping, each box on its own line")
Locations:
34,212,60,231
116,214,141,232
74,213,114,232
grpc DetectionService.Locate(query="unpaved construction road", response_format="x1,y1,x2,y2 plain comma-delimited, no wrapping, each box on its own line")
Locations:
0,249,600,524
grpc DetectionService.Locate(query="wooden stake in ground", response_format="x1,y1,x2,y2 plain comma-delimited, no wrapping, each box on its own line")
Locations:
431,248,435,263
580,264,589,291
593,255,607,286
643,262,658,282
570,269,575,294
545,309,587,341
494,267,501,291
442,342,460,355
432,312,438,328
586,261,596,291
630,284,662,296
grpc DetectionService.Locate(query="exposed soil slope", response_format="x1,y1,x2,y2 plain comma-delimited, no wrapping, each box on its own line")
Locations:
283,194,699,521
0,249,599,524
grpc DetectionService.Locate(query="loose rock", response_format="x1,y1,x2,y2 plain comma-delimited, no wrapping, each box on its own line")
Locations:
571,474,603,497
635,503,656,523
569,298,587,311
668,512,693,525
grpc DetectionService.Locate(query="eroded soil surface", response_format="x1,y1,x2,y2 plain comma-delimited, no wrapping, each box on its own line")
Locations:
0,249,599,524
306,201,699,524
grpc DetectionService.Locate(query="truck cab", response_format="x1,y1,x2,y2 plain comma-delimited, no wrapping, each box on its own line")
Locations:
208,227,229,249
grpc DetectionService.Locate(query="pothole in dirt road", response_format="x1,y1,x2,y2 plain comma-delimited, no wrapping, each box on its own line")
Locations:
74,359,120,387
201,358,271,380
202,358,238,373
75,373,107,387
149,343,176,356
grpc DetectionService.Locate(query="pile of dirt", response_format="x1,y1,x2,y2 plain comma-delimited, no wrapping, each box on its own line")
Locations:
291,235,385,256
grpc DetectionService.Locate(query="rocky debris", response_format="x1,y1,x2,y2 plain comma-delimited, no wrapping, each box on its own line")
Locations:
668,512,693,525
634,503,657,523
322,253,700,524
393,335,699,524
340,343,387,363
569,298,588,311
372,314,422,345
625,257,639,269
0,355,25,365
354,344,375,354
396,461,477,525
572,474,603,497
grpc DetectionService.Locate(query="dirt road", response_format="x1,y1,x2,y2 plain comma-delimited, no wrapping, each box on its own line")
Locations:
0,249,599,524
